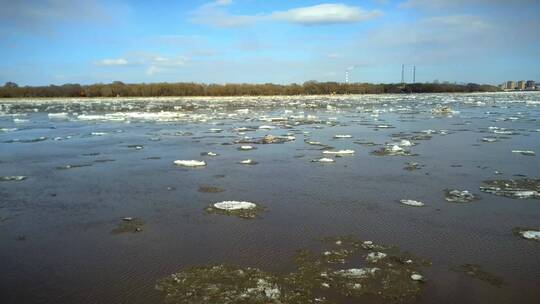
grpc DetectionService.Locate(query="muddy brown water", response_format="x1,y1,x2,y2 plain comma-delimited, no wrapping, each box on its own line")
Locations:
1,93,540,304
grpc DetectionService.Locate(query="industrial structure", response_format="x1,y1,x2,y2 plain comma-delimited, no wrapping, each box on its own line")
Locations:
501,80,537,91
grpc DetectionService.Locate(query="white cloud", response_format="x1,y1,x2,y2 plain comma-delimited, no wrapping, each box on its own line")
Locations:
271,4,382,25
97,58,129,66
191,2,381,28
400,0,535,9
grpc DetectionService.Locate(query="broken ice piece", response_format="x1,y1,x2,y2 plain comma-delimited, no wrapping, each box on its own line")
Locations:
512,150,535,156
444,189,478,203
399,199,425,207
239,159,258,165
174,160,207,167
0,176,27,182
238,145,255,150
323,149,355,155
312,157,335,163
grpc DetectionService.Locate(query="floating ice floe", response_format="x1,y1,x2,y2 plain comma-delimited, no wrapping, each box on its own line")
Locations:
334,134,352,139
404,162,423,171
323,149,355,155
480,179,540,199
237,135,295,144
334,267,380,279
0,176,27,182
516,229,540,241
91,132,108,136
431,106,454,115
512,150,535,156
4,136,47,143
239,159,258,165
239,145,255,150
398,139,414,147
48,112,69,119
0,128,18,133
444,189,478,203
410,274,424,281
371,144,413,156
366,252,387,263
400,199,425,207
213,201,257,211
206,200,264,219
209,128,222,133
174,160,207,167
312,157,335,163
259,125,275,130
201,152,218,156
482,137,498,143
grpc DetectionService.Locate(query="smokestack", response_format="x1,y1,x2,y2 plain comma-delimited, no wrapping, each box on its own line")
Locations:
413,66,416,83
401,64,405,84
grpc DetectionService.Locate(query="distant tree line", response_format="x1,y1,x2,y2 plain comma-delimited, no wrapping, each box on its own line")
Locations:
0,81,500,98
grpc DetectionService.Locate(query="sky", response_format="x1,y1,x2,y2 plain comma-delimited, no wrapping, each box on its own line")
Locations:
1,0,539,86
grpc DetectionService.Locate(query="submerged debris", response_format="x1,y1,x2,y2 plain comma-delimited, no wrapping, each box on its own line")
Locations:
205,201,264,219
453,264,504,287
174,160,207,167
399,199,425,207
156,236,430,304
0,176,27,182
513,227,540,241
480,179,540,199
111,217,144,234
198,186,225,193
444,189,478,203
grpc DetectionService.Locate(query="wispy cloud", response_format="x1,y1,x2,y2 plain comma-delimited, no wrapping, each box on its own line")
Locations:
191,2,382,28
400,0,536,9
96,58,129,66
271,4,382,25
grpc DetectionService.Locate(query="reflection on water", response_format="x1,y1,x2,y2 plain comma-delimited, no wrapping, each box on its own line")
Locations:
1,92,539,304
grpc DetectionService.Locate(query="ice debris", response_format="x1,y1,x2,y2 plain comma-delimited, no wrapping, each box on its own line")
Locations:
156,236,431,304
205,201,264,219
323,149,355,155
511,150,535,156
399,199,425,207
0,176,27,182
239,159,258,165
174,160,207,167
480,179,540,199
444,189,478,203
312,157,335,163
514,228,540,241
334,134,352,139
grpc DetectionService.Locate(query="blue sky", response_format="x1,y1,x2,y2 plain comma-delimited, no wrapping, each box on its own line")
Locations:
1,0,539,86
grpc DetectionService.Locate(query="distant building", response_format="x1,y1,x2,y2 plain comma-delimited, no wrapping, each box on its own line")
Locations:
517,81,526,90
525,80,536,89
506,81,516,90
